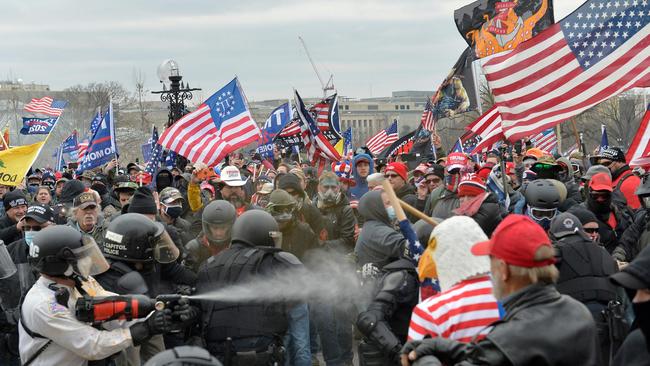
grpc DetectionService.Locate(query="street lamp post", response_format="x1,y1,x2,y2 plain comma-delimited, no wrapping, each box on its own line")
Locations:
151,60,201,170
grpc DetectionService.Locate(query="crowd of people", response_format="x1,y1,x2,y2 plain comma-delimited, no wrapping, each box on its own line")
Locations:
0,142,648,366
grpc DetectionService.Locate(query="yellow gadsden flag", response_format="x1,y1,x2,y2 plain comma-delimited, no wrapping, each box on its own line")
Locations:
0,140,46,186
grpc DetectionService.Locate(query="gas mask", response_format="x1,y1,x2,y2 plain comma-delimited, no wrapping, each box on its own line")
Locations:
318,188,340,205
270,205,295,230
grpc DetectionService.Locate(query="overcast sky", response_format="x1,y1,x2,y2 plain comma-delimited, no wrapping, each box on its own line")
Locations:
2,0,584,101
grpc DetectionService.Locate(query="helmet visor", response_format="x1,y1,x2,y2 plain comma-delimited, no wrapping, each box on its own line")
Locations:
204,222,232,246
152,230,180,263
73,236,110,278
0,242,16,280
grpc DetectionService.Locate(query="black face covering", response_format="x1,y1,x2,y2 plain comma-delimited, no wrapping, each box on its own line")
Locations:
587,194,612,219
633,301,650,351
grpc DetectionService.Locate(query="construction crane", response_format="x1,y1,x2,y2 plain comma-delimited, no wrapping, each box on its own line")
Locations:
298,36,335,98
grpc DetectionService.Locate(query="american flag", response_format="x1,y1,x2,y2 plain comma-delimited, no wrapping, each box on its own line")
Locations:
627,104,650,163
159,78,260,167
294,90,342,164
365,120,398,155
532,128,558,153
311,95,335,130
277,120,301,137
89,111,103,138
76,139,89,163
420,99,435,131
144,126,163,177
484,0,650,141
467,106,504,154
24,97,67,117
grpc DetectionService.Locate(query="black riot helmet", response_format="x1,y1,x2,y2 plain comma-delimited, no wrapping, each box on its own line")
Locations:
636,176,650,208
231,210,282,248
202,200,237,247
103,213,179,264
524,179,563,230
144,346,223,366
29,226,109,280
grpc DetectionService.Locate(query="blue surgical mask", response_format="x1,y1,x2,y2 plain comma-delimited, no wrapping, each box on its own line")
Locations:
386,206,397,222
24,231,35,246
164,205,183,219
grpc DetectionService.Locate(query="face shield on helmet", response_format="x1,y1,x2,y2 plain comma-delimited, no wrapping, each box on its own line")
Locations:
151,230,180,263
72,236,110,280
203,222,233,247
0,242,17,280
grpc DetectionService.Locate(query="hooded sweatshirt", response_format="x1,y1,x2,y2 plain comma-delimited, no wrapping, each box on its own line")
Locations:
354,190,405,268
348,154,374,203
556,157,583,211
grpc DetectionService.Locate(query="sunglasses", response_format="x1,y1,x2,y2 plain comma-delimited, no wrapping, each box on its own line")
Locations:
583,228,599,234
590,192,611,200
426,178,441,184
385,174,400,179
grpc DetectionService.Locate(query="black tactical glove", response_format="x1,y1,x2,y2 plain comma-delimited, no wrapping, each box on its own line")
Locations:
172,297,200,325
401,338,467,365
175,284,195,296
129,309,173,345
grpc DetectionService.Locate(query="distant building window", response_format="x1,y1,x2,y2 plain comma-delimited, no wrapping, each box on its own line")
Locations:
339,105,343,109
406,105,410,110
368,105,378,110
395,105,399,110
345,105,349,110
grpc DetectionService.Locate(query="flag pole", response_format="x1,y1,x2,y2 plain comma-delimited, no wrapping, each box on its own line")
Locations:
570,119,582,153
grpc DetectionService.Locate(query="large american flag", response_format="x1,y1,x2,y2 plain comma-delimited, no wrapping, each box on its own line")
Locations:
159,78,260,167
627,104,650,164
532,128,558,153
311,95,335,130
277,120,301,137
365,120,398,155
484,0,650,141
467,106,504,153
144,126,163,177
24,97,67,117
420,99,435,131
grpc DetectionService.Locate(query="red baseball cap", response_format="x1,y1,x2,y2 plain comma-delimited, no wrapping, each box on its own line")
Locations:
446,152,468,172
589,172,613,192
385,162,408,182
471,214,556,268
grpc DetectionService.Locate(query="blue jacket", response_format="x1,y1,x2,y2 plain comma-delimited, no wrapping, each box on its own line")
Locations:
348,154,374,203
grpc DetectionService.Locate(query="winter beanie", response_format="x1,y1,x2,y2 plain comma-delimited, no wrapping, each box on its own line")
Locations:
127,186,158,215
277,173,304,196
59,179,85,204
3,190,27,210
432,216,490,292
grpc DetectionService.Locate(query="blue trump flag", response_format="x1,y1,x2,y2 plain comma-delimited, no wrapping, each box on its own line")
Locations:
600,125,609,154
89,111,103,138
256,102,292,159
78,103,117,172
20,117,59,135
342,127,353,156
61,131,78,153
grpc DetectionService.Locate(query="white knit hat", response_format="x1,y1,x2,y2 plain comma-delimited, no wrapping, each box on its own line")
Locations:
432,216,491,292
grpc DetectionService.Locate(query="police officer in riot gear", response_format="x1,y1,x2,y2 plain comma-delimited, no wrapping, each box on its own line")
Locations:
19,226,176,366
95,213,197,362
184,200,237,272
196,210,304,365
550,212,623,365
356,258,419,366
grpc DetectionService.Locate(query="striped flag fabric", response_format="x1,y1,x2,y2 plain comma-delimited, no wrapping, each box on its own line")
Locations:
483,0,650,141
144,126,163,178
420,99,435,131
159,78,260,167
294,89,342,163
365,120,398,155
24,97,67,117
311,95,334,130
277,121,301,137
627,104,650,165
467,106,504,154
76,139,89,163
532,128,558,153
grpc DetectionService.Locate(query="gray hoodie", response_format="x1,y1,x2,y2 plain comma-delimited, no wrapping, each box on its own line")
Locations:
354,191,406,268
